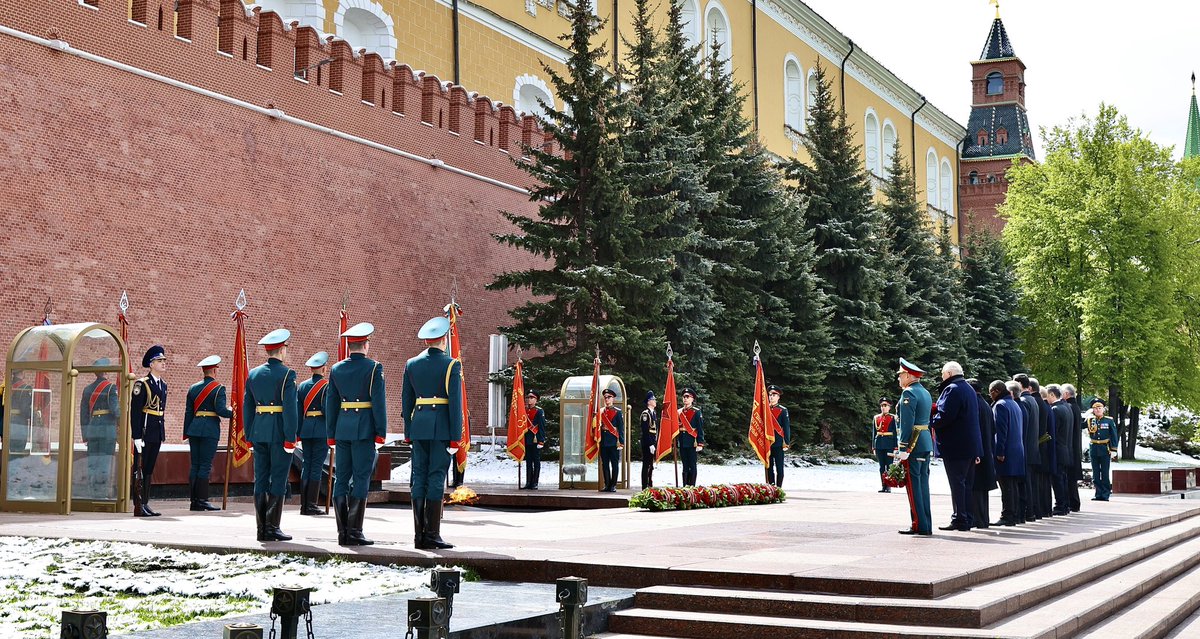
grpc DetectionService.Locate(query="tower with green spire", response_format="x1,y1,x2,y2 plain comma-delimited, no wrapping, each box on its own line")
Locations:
1185,73,1200,160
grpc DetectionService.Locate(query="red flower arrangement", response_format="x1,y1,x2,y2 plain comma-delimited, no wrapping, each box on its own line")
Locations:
628,483,786,511
883,462,907,488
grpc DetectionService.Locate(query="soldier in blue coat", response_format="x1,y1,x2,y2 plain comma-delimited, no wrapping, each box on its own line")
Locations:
873,398,898,493
765,385,791,488
296,351,330,516
598,388,625,492
79,359,119,499
989,380,1025,526
326,325,387,546
521,390,546,489
896,358,933,536
243,329,298,542
1086,399,1119,501
131,346,168,517
402,316,463,550
183,355,232,512
678,388,705,486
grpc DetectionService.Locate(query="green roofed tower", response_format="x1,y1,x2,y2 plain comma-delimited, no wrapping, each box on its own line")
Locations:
1185,73,1200,160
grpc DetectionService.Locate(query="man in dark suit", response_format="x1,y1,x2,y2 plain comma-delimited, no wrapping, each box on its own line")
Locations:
521,390,546,489
1031,378,1055,517
1013,374,1041,522
1047,384,1074,515
1062,384,1084,511
967,379,997,529
990,380,1025,526
131,345,168,517
244,329,299,542
183,355,232,512
930,362,982,531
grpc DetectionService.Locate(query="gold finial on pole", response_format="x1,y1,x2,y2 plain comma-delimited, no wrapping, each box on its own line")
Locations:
989,0,1000,19
1193,72,1196,94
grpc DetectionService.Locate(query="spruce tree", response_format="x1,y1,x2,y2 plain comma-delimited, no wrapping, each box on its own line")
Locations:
930,219,967,365
488,0,662,393
785,63,887,448
960,228,1024,383
877,141,934,372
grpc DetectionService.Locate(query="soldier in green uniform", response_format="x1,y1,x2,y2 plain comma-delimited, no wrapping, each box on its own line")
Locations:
297,351,330,516
243,329,298,542
765,385,791,488
520,390,546,490
873,398,898,493
1086,399,1118,501
131,346,168,517
183,355,232,512
79,359,119,498
402,316,463,550
326,325,386,546
896,358,933,536
598,388,625,492
677,388,705,487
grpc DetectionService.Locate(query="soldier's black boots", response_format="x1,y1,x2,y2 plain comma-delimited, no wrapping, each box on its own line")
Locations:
333,496,350,546
531,463,540,489
421,498,454,550
254,493,270,541
141,479,161,516
190,479,220,512
346,498,373,546
300,481,323,516
411,498,427,547
258,494,291,542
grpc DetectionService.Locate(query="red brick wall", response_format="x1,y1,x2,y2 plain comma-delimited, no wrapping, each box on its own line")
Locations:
0,0,545,441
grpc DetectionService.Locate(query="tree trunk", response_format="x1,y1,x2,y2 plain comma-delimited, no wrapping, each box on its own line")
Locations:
1122,406,1139,460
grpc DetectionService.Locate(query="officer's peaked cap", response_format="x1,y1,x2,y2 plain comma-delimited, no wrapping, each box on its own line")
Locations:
341,322,374,343
645,391,656,403
601,388,616,398
526,389,540,399
897,357,925,378
305,351,329,368
767,384,782,394
681,387,697,398
141,345,166,368
258,328,291,350
418,316,451,340
196,355,222,368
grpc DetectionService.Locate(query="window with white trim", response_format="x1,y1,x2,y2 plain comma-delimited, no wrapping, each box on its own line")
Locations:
678,0,701,49
939,157,953,218
882,121,897,177
514,75,554,119
335,0,396,59
704,2,731,74
864,110,880,177
806,68,818,125
926,149,939,209
784,57,803,132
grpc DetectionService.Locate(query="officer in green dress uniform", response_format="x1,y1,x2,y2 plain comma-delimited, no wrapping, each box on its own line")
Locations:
873,398,898,493
79,359,119,498
131,346,168,517
243,329,298,542
598,388,625,492
326,325,386,546
520,390,546,489
765,385,791,488
402,316,463,550
896,358,933,536
1086,399,1118,501
183,355,232,512
678,388,706,487
297,351,330,516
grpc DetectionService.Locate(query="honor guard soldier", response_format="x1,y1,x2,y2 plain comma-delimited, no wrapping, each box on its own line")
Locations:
297,351,330,516
244,329,299,542
326,324,386,546
639,392,658,490
678,388,706,486
765,385,791,488
520,390,546,489
598,388,624,492
874,398,898,493
131,346,168,517
896,358,933,536
1086,399,1118,501
183,356,232,511
79,359,119,498
402,316,463,550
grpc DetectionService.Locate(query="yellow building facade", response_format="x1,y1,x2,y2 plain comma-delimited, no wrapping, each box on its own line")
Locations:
248,0,965,240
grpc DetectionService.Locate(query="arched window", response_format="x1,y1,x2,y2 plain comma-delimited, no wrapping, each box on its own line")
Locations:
864,110,880,177
784,57,803,131
514,74,554,118
996,128,1009,145
335,0,397,59
977,129,988,146
678,0,701,49
806,68,818,124
968,170,979,184
926,150,939,209
704,2,731,74
986,71,1004,95
882,120,897,176
252,0,325,29
940,158,953,217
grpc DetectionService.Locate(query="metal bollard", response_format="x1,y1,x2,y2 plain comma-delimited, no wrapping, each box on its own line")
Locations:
61,609,107,639
270,586,313,639
407,595,449,639
429,568,461,620
556,577,588,639
223,623,264,639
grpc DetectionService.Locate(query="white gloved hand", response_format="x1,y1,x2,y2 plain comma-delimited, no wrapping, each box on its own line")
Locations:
447,446,458,455
898,450,910,462
293,440,303,450
650,445,656,455
133,439,144,454
375,440,385,451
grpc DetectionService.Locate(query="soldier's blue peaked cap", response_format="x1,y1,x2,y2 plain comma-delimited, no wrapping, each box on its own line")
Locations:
305,351,330,368
258,328,291,349
897,357,925,377
418,316,450,340
196,355,222,368
767,384,782,394
526,389,540,399
645,391,656,403
340,322,374,341
141,345,166,368
92,357,112,367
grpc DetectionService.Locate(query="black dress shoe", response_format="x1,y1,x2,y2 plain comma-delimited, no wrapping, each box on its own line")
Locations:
898,529,918,535
938,524,959,531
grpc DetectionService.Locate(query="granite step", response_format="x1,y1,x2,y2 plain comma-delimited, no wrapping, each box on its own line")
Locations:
607,533,1200,639
1074,563,1200,639
1164,609,1200,638
629,514,1200,628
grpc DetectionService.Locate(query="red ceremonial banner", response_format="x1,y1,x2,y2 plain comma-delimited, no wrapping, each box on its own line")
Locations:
228,310,252,468
655,359,681,462
447,303,471,473
747,356,776,467
338,305,349,362
505,360,529,462
583,357,602,463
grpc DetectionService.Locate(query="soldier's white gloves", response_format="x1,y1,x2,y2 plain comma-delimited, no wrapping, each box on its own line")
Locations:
294,440,303,450
447,446,458,455
898,450,910,461
537,443,544,449
133,439,144,453
649,445,656,455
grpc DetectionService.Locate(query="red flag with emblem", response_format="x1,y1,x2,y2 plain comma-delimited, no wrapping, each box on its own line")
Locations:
446,303,471,473
583,356,602,462
655,358,681,463
228,308,252,468
505,360,528,462
32,313,52,453
747,354,776,467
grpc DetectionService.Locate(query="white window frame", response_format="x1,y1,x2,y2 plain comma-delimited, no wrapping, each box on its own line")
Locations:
784,55,803,132
864,109,881,178
334,0,397,59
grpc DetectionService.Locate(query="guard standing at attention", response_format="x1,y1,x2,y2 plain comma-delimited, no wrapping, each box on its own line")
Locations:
297,351,330,516
183,355,232,512
639,392,658,490
326,324,386,546
402,316,463,550
765,385,791,488
131,346,168,517
873,398,898,493
598,388,625,492
1086,399,1119,501
896,358,933,536
521,390,546,489
678,388,706,486
79,359,119,497
244,329,298,542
